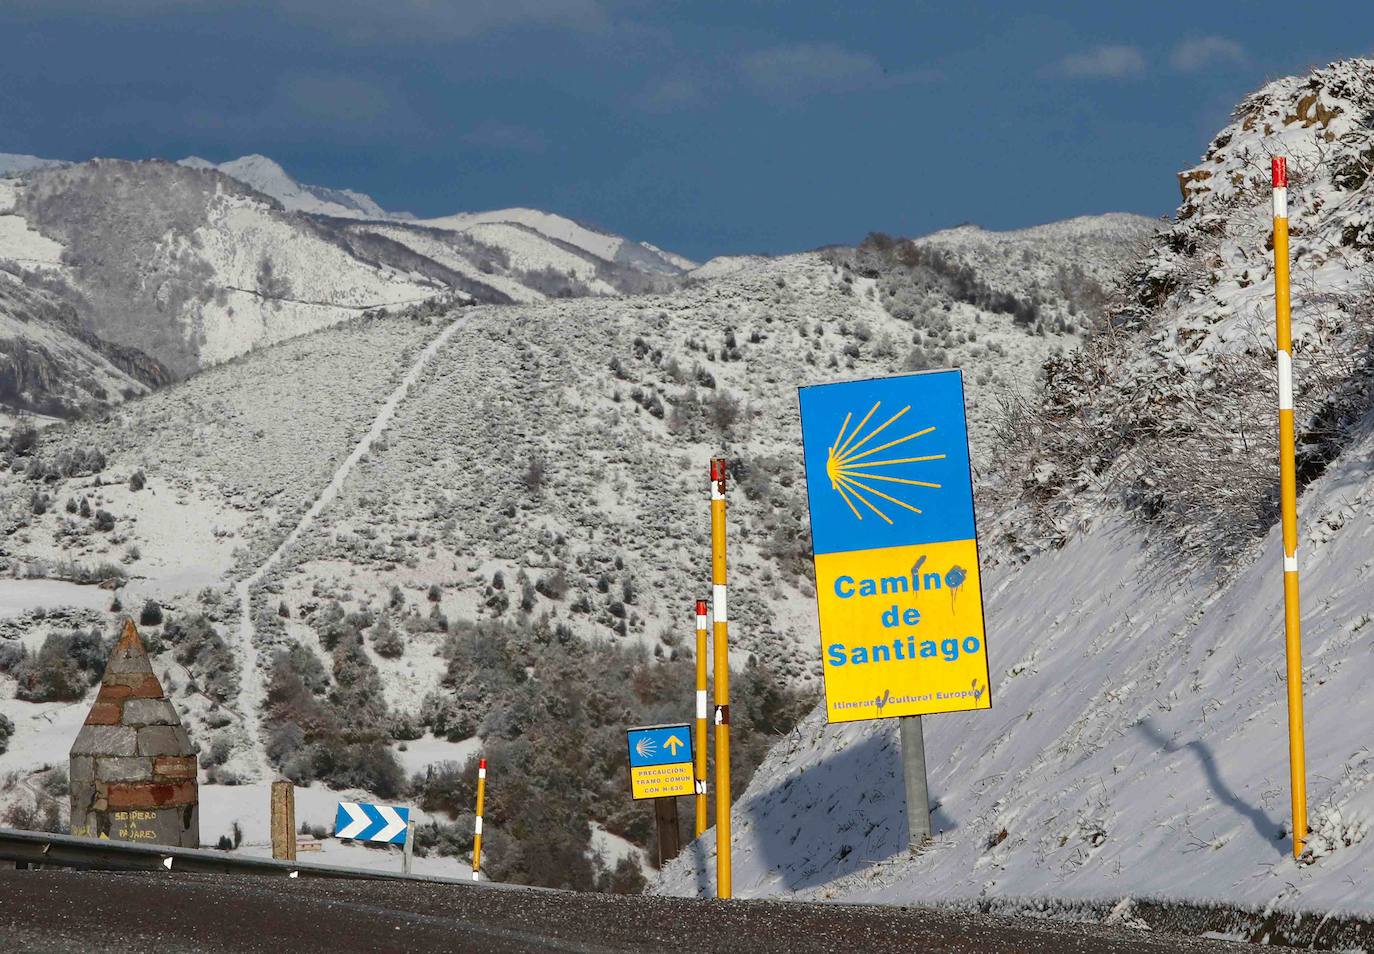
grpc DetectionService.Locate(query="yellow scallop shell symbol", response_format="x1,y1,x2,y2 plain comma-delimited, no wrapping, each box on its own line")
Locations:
825,402,945,525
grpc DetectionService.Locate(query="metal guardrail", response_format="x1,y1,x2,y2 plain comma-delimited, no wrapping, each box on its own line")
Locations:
0,827,507,888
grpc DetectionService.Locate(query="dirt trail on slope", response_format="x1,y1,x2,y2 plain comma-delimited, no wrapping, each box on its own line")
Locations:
231,313,472,780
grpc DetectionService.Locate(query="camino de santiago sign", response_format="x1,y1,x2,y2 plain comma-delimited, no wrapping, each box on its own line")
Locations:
626,724,695,800
799,369,991,723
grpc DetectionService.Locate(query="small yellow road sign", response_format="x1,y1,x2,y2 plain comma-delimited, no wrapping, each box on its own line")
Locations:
627,723,695,800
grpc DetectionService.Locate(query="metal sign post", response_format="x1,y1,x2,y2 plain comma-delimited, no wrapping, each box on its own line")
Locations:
709,458,732,899
402,820,415,875
472,758,487,881
1271,156,1308,860
693,599,710,838
898,716,931,849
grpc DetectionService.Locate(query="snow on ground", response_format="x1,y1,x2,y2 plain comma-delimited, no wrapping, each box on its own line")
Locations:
186,193,442,366
230,311,474,782
0,181,66,269
0,580,110,620
592,822,652,877
0,695,88,779
353,224,545,303
688,255,770,280
453,221,619,293
659,409,1374,915
421,208,628,264
392,735,482,777
0,154,66,177
186,155,392,221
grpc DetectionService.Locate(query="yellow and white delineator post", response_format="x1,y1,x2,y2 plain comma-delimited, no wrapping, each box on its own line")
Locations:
709,458,732,899
472,757,487,880
1272,156,1308,860
694,598,710,839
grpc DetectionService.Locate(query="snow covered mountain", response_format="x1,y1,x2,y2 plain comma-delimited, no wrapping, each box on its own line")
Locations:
0,208,1145,882
657,58,1374,919
0,153,701,417
181,154,395,220
185,153,697,280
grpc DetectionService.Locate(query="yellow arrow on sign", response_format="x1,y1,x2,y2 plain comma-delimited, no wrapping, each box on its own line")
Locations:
664,735,685,756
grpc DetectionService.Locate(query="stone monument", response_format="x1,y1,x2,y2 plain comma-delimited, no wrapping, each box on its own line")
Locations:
69,618,199,847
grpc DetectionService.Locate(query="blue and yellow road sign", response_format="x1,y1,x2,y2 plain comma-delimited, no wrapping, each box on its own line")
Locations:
799,369,991,723
626,723,695,800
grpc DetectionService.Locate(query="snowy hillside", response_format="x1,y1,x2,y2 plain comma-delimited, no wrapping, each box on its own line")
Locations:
0,154,701,415
421,207,696,276
658,58,1374,917
185,153,695,287
0,211,1142,883
0,269,155,419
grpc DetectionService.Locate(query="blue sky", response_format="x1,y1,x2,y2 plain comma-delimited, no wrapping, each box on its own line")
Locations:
1,1,1370,261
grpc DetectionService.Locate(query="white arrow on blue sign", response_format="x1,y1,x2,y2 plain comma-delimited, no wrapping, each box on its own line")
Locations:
334,801,410,845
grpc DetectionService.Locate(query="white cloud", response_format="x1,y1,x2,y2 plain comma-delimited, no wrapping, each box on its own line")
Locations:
1169,36,1247,73
740,43,887,96
1054,44,1147,79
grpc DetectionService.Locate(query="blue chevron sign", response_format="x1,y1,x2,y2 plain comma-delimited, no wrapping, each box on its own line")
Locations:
334,801,410,845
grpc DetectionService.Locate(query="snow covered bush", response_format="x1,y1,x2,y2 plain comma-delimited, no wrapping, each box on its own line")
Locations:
404,616,812,890
0,711,13,755
163,614,238,703
139,598,163,626
10,627,108,702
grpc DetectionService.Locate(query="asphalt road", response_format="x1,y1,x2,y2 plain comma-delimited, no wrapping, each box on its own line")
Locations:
0,869,1247,953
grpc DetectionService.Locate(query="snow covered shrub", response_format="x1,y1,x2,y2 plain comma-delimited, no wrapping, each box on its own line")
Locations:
164,614,238,703
534,568,568,600
595,855,648,895
370,617,404,658
139,599,163,626
0,712,13,755
408,617,814,890
0,640,22,674
128,469,146,491
8,420,38,457
265,626,403,797
11,627,108,702
93,509,115,532
3,796,62,833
